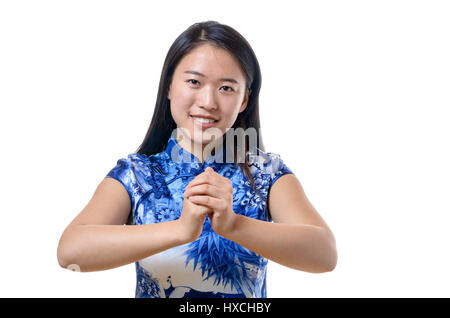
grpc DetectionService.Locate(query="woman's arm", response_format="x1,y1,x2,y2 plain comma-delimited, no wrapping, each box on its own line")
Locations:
226,215,336,273
186,168,338,273
227,173,337,273
57,222,183,272
57,177,209,272
57,178,183,272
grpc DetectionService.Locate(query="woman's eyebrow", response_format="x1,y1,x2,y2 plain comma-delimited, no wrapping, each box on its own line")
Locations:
183,70,239,85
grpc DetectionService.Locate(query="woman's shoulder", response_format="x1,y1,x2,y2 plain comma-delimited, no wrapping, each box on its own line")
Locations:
119,152,165,166
246,147,293,181
108,152,166,178
106,152,167,191
247,147,284,168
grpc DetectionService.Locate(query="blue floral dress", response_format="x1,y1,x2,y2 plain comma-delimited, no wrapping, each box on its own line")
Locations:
105,135,294,298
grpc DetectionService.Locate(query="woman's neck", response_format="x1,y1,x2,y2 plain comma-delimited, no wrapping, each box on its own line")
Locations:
176,133,224,164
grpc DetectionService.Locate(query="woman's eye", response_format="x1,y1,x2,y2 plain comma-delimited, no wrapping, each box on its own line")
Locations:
187,80,233,92
221,86,234,92
187,79,199,85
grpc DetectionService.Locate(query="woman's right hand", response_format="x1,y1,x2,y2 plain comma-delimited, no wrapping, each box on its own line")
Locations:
176,186,212,244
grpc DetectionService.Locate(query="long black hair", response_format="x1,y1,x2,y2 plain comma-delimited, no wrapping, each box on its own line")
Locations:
135,20,266,204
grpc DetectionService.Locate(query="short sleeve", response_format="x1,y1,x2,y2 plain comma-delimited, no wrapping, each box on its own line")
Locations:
105,157,136,208
268,153,294,188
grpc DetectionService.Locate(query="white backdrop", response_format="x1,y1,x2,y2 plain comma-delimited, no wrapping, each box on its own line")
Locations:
1,0,449,297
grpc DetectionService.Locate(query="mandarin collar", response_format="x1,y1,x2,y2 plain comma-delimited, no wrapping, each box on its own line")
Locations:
163,134,229,169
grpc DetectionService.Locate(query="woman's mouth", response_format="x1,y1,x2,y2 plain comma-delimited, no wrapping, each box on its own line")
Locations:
190,116,218,129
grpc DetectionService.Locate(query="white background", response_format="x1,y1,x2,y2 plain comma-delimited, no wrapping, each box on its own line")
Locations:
1,0,449,297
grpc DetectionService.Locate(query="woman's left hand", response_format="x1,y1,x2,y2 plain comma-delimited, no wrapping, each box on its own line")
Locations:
184,166,237,237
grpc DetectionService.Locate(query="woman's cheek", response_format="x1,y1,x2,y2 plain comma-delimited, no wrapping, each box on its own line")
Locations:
170,95,194,122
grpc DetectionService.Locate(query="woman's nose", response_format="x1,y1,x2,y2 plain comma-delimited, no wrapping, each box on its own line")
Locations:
197,87,218,110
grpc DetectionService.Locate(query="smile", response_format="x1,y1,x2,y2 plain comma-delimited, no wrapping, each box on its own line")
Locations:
190,116,218,128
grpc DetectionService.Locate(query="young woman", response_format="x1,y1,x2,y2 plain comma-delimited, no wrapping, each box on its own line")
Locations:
57,20,337,298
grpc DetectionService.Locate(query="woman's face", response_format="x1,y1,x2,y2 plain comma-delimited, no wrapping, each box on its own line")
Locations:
167,43,250,149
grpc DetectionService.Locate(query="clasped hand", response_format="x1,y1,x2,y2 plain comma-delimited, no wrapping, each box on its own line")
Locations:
181,166,237,240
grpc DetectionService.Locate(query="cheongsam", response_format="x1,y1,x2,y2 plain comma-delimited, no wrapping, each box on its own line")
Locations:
105,134,294,297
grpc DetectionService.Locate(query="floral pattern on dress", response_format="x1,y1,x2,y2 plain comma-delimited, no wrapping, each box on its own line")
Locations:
105,135,294,298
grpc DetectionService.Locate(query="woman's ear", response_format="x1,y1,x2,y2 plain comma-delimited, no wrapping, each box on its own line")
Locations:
239,88,251,113
167,83,171,100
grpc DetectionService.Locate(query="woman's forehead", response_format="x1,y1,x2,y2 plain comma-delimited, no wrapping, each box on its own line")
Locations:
175,45,245,82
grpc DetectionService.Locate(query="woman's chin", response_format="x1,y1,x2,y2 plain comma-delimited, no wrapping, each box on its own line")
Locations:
191,129,223,143
192,136,214,145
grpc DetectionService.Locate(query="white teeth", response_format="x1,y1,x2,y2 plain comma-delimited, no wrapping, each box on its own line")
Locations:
192,116,216,123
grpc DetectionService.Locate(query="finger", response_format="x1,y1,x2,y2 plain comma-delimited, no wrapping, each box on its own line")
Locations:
188,184,233,203
186,173,208,189
186,197,212,214
188,173,228,189
186,181,233,203
188,195,222,210
185,182,221,197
